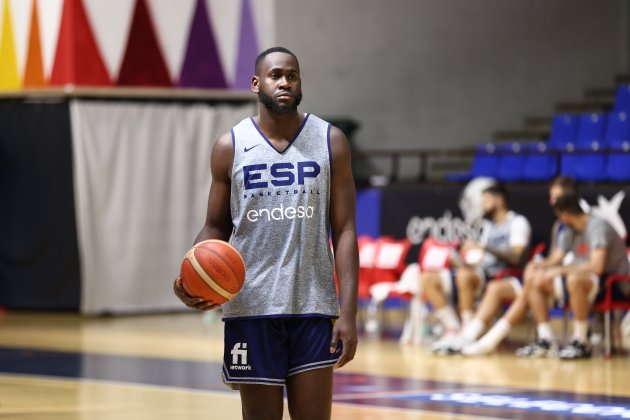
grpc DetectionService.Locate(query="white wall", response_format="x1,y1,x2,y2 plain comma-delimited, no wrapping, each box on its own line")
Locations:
275,0,628,152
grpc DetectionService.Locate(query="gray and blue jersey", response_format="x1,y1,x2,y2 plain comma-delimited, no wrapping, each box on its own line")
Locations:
478,211,531,276
222,113,339,319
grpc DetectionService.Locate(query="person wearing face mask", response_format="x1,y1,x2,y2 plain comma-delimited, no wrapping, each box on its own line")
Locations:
423,183,531,354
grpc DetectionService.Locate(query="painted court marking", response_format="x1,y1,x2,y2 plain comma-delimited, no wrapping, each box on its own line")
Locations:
0,346,629,419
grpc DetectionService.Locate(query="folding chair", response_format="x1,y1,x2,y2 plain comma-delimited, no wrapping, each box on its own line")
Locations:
592,274,630,357
365,237,412,335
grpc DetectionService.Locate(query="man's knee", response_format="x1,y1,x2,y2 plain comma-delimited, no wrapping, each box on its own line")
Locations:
566,273,593,293
524,265,543,287
532,273,552,291
523,262,535,279
422,271,442,290
484,281,501,298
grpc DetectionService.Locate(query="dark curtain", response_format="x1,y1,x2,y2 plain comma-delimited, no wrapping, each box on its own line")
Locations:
0,99,80,309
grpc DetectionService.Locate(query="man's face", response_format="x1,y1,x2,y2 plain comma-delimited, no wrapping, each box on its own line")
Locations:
481,192,498,219
555,209,575,229
253,52,302,114
548,185,564,207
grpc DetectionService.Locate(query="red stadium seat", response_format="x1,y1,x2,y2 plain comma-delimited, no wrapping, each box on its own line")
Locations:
372,237,412,284
592,274,630,357
418,238,457,271
363,237,412,335
357,236,379,299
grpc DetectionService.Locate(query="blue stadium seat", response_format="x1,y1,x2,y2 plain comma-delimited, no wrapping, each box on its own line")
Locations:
574,112,605,150
561,150,607,182
606,152,630,181
446,143,498,181
613,84,630,112
521,142,558,182
495,142,526,182
547,113,579,150
604,110,630,151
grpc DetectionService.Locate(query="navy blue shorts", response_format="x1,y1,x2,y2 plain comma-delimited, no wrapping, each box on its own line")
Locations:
222,316,341,389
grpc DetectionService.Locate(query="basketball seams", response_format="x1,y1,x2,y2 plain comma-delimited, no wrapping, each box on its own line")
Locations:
197,240,246,271
193,240,245,289
186,253,236,300
180,239,246,304
202,247,243,289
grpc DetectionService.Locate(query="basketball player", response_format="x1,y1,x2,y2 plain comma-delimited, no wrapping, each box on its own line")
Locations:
173,47,359,419
458,176,578,355
520,193,629,359
425,183,531,354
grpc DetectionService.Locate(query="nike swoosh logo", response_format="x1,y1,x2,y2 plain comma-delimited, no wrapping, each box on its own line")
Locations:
244,145,260,152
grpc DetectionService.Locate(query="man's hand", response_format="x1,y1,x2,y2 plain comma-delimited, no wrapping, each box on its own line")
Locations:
330,315,358,369
461,240,481,254
533,267,563,288
173,278,219,311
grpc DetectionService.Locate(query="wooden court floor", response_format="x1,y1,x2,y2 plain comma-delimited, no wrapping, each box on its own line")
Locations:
0,311,629,419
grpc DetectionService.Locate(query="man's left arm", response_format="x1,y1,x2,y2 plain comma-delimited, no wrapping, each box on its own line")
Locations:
560,248,607,277
482,245,527,267
328,125,359,369
480,217,531,267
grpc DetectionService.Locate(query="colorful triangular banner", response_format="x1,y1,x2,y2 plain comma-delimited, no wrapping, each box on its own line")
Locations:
50,0,111,86
178,0,227,89
24,0,45,87
118,0,171,87
0,0,21,90
234,0,259,89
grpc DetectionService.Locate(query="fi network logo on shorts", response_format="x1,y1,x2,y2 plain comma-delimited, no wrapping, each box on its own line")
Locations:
230,342,252,371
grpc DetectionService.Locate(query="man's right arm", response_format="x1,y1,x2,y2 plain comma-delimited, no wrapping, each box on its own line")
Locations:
195,132,235,243
174,132,234,310
540,247,566,267
533,223,570,269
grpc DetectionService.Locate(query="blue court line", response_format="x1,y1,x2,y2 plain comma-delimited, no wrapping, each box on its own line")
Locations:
0,347,629,419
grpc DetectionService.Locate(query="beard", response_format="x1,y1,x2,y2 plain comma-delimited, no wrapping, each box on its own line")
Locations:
482,208,496,220
258,90,303,114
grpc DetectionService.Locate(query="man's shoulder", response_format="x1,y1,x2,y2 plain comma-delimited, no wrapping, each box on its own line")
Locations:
507,211,531,227
588,215,613,232
232,116,254,130
306,113,328,123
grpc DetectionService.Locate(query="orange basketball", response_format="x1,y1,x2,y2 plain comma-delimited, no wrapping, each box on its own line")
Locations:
180,240,246,305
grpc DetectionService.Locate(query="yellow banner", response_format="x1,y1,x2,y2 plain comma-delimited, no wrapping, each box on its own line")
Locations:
0,0,21,90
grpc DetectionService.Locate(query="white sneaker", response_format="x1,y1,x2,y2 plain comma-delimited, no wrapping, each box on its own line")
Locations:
431,332,471,355
515,340,559,358
462,340,492,356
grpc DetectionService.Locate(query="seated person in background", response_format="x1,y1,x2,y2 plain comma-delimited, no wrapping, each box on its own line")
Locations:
459,176,578,356
423,183,531,353
519,192,630,359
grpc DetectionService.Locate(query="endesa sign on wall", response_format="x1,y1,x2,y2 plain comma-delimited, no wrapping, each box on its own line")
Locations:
379,181,630,247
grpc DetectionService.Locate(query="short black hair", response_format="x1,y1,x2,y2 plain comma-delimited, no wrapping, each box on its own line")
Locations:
549,176,578,195
483,183,510,207
553,193,584,215
255,47,299,75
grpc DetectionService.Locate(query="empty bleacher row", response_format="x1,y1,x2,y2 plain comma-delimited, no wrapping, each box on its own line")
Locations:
449,84,630,182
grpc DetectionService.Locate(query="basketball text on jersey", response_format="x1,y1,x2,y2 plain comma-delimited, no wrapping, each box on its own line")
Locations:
230,342,251,370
